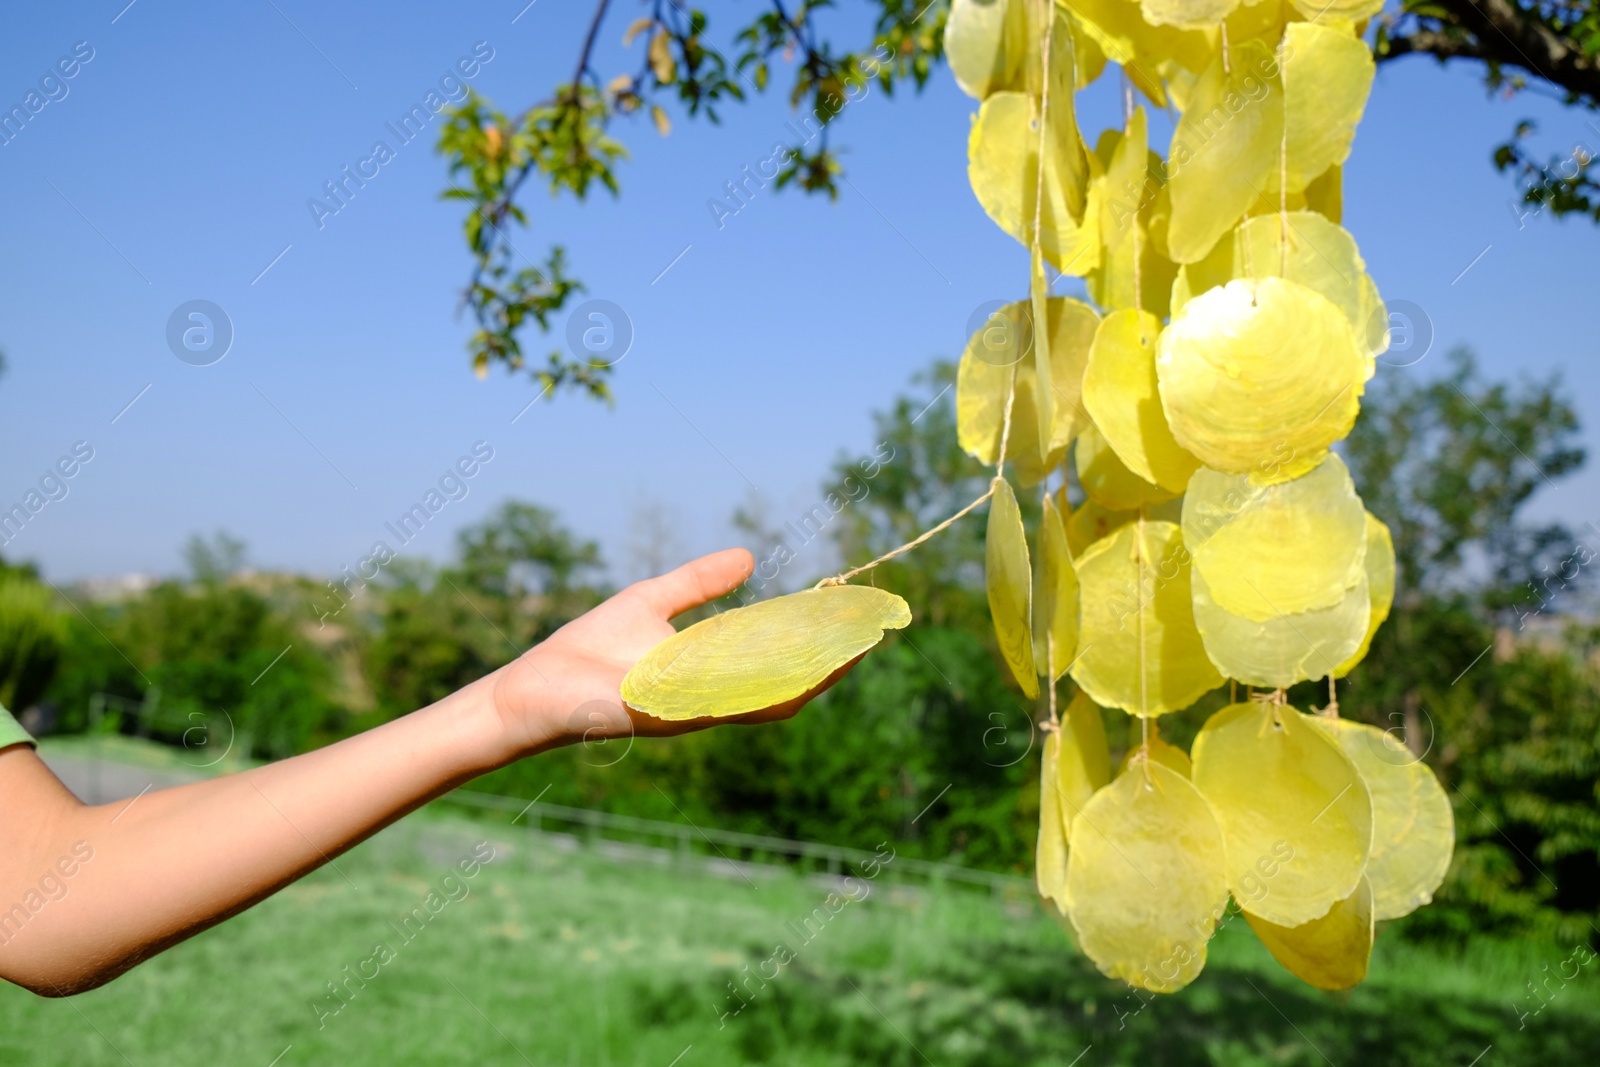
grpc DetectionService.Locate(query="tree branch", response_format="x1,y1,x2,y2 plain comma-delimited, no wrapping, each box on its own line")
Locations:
1381,0,1600,105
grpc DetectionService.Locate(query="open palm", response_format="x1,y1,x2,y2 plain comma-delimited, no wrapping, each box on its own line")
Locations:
490,548,854,756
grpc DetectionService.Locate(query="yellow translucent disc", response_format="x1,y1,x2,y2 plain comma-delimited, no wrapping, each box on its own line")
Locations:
1222,0,1288,45
1119,732,1193,779
1182,453,1368,622
1086,111,1180,319
1291,0,1386,23
1333,513,1395,677
1191,564,1370,688
1304,164,1343,223
1064,495,1182,557
1066,496,1127,557
945,0,1028,99
1070,519,1223,716
1076,423,1177,511
1082,309,1200,493
968,93,1096,272
622,586,910,720
1169,212,1386,359
1165,39,1284,264
1311,718,1455,921
1058,690,1113,827
1071,14,1108,89
967,13,1091,272
1191,702,1373,927
1245,876,1374,991
1156,277,1368,477
1140,0,1240,30
987,477,1039,698
1063,0,1214,77
1279,21,1375,193
957,297,1101,485
1033,491,1081,679
1037,730,1070,913
1064,761,1229,992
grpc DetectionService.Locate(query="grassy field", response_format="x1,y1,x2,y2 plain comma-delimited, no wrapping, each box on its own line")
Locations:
2,804,1597,1066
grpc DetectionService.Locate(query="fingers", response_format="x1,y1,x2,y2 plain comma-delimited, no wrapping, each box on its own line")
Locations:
633,548,754,620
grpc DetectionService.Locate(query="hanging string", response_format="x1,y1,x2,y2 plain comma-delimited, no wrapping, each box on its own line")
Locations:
1326,674,1340,717
1029,4,1054,283
995,361,1020,471
818,483,997,587
1047,636,1059,727
1220,22,1231,75
1136,509,1153,785
1123,74,1146,337
1278,41,1290,277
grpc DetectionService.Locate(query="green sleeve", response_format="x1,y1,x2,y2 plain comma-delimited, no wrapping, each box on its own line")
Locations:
0,704,35,749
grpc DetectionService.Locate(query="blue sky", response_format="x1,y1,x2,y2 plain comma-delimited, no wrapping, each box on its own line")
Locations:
0,1,1595,586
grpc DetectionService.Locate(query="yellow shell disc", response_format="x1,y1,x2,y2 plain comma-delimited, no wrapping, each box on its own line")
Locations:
1244,876,1374,991
621,586,911,720
1064,495,1182,557
1058,689,1113,828
1140,0,1241,30
1311,718,1455,921
1064,761,1229,993
1191,702,1373,927
945,0,1029,100
1156,277,1368,476
1333,513,1396,678
987,477,1039,698
1033,491,1082,679
1076,423,1177,511
1279,21,1375,193
1037,730,1070,913
1070,519,1224,716
1118,732,1193,779
1169,212,1386,359
1063,0,1214,77
957,297,1101,485
1066,496,1127,557
1082,309,1200,493
967,14,1090,272
1086,111,1180,318
1304,164,1343,223
1191,564,1370,688
1290,0,1386,23
1165,39,1284,264
1182,453,1368,622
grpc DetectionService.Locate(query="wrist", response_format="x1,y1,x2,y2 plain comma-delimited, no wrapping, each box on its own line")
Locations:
422,670,525,777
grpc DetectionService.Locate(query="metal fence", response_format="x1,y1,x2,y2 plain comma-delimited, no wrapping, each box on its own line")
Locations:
437,788,1032,899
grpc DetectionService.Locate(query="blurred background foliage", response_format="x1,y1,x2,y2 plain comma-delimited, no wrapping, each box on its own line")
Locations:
2,353,1595,950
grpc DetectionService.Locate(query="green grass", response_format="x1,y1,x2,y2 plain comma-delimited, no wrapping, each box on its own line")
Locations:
2,809,1596,1066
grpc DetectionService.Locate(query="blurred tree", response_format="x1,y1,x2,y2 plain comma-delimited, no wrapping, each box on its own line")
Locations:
1341,349,1596,943
825,361,995,631
366,503,606,716
0,570,65,714
42,537,341,759
182,530,248,585
1344,346,1586,616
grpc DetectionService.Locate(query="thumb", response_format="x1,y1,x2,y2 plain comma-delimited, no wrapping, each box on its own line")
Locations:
633,548,754,619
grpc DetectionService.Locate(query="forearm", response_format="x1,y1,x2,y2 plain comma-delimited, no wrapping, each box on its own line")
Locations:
0,672,513,996
0,548,764,997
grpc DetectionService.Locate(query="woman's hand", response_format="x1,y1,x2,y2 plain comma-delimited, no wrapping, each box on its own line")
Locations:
487,548,852,761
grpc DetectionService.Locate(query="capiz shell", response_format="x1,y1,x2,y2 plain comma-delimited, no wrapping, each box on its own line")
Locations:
621,586,910,720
